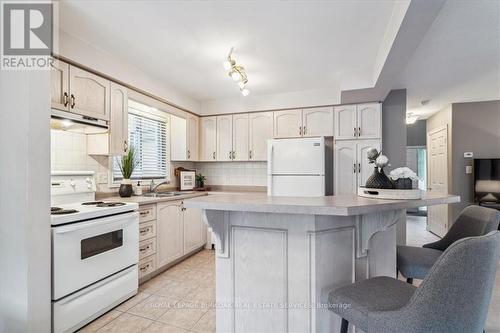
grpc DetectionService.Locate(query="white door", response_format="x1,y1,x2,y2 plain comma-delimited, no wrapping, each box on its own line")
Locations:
268,137,325,175
302,107,334,137
69,66,110,121
170,115,187,161
427,126,449,237
232,113,249,161
273,109,302,138
109,82,128,156
357,140,382,188
186,114,198,160
249,112,273,161
357,103,381,139
334,105,357,140
199,116,217,161
183,206,205,253
157,202,184,268
217,115,233,161
51,59,70,111
334,141,357,194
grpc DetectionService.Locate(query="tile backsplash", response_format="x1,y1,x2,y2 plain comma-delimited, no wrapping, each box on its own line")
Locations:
194,162,267,187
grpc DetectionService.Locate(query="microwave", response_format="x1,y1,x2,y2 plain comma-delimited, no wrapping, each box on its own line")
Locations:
179,171,195,190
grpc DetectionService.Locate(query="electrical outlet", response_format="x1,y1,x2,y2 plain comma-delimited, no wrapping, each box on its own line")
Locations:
466,166,473,174
97,172,108,184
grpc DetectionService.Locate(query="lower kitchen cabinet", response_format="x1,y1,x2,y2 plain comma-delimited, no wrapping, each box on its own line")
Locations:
183,206,205,254
157,201,184,268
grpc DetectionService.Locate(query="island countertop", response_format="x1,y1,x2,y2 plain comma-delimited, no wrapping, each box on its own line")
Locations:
183,192,460,216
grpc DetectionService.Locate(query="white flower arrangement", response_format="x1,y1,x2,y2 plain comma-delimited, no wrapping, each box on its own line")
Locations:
389,167,420,181
375,155,390,168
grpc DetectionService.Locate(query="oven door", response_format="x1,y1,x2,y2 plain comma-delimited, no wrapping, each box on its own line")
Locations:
52,211,139,300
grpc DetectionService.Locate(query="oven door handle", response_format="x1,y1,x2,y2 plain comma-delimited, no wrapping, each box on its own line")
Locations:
53,212,139,234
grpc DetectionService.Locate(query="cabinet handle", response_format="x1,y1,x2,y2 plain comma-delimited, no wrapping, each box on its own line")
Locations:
213,152,216,160
139,264,150,272
124,140,128,153
70,94,76,109
299,126,302,136
353,163,357,174
232,151,236,159
139,210,149,216
139,227,150,235
358,163,361,173
358,127,361,137
187,150,190,159
139,245,150,252
354,127,357,137
63,92,69,107
303,126,307,135
249,150,252,160
229,151,232,159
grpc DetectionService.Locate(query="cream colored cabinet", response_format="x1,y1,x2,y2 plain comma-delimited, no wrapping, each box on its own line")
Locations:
157,201,184,267
216,115,233,161
334,103,381,140
302,107,333,137
183,207,206,254
108,83,128,155
249,112,273,161
357,140,382,186
274,109,302,138
170,115,187,161
200,116,217,161
186,114,199,160
232,113,249,161
51,59,70,110
69,66,110,121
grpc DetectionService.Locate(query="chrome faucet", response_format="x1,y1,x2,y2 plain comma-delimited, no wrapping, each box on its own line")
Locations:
150,180,171,193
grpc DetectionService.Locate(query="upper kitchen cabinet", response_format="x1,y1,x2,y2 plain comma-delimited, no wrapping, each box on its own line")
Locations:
216,115,233,161
274,109,302,138
108,83,129,155
249,112,273,161
334,103,381,140
69,66,111,121
302,107,333,137
170,114,187,161
186,114,199,161
232,113,249,161
51,59,70,110
199,116,217,161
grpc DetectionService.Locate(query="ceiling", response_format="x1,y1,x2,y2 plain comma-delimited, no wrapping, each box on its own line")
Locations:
58,0,407,102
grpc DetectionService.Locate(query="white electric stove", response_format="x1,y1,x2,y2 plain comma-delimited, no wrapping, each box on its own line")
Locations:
50,171,139,333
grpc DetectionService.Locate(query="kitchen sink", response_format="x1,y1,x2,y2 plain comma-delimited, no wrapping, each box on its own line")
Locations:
142,191,193,198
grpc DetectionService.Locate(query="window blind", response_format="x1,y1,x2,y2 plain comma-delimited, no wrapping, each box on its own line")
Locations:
113,111,168,181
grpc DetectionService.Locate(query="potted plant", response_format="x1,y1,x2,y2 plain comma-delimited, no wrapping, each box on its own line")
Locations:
195,173,206,189
365,147,393,189
118,147,138,197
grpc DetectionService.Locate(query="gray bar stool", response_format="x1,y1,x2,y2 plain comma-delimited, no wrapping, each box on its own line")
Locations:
398,205,500,284
328,231,500,333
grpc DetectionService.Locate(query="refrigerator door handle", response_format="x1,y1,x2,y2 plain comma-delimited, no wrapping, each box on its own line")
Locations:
267,142,274,195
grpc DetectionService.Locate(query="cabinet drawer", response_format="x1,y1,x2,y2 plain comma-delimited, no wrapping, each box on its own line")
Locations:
139,220,156,242
138,238,156,260
139,204,156,223
138,255,156,279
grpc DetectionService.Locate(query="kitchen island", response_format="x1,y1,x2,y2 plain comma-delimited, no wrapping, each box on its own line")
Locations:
184,193,459,333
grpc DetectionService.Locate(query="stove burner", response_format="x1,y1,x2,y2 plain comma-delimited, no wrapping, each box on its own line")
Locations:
81,201,105,205
96,202,126,207
51,209,79,215
51,207,62,212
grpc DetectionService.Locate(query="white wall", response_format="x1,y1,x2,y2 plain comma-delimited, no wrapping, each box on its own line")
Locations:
0,71,51,331
58,30,201,114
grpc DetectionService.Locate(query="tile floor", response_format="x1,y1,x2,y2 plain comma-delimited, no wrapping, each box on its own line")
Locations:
80,216,500,333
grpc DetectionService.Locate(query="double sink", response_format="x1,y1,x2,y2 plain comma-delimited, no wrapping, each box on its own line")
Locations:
142,191,194,198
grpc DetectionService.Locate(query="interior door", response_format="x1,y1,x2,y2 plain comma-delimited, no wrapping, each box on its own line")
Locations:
334,105,357,140
273,109,302,138
357,140,382,188
217,115,233,161
51,59,70,111
302,107,334,137
157,202,184,268
232,113,249,161
69,66,110,121
108,82,128,155
356,103,381,139
183,207,205,253
334,141,357,194
199,116,217,161
427,126,449,237
186,114,198,160
249,112,273,161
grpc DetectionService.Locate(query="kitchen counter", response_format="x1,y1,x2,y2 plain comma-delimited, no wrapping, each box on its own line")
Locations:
183,192,460,333
104,191,208,205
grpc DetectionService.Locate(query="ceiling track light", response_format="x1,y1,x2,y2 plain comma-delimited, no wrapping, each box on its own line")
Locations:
223,47,250,96
406,112,420,125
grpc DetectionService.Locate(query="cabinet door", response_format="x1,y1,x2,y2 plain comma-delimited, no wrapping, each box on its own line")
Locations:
216,115,233,161
157,202,184,268
183,207,206,254
170,115,187,161
357,103,381,139
232,113,249,161
334,141,357,195
199,116,217,161
109,82,128,155
249,112,273,161
357,140,382,188
273,109,302,138
334,105,357,140
302,107,333,137
186,114,199,161
69,66,110,121
51,59,70,111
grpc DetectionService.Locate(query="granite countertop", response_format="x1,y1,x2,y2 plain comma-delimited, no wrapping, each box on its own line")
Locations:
183,192,460,216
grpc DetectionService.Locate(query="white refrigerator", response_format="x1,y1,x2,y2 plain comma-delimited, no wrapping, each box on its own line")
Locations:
267,137,333,197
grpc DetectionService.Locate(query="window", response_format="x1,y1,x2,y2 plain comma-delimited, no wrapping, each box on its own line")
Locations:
113,101,169,182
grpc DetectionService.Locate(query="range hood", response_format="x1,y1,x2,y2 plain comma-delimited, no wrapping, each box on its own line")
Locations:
51,109,108,134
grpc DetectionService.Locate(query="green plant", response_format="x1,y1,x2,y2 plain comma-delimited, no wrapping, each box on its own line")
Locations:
118,147,138,179
195,173,206,182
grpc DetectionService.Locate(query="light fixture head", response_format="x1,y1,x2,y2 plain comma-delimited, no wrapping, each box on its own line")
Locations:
222,60,232,70
230,70,241,81
238,81,245,89
241,88,250,96
406,113,419,125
